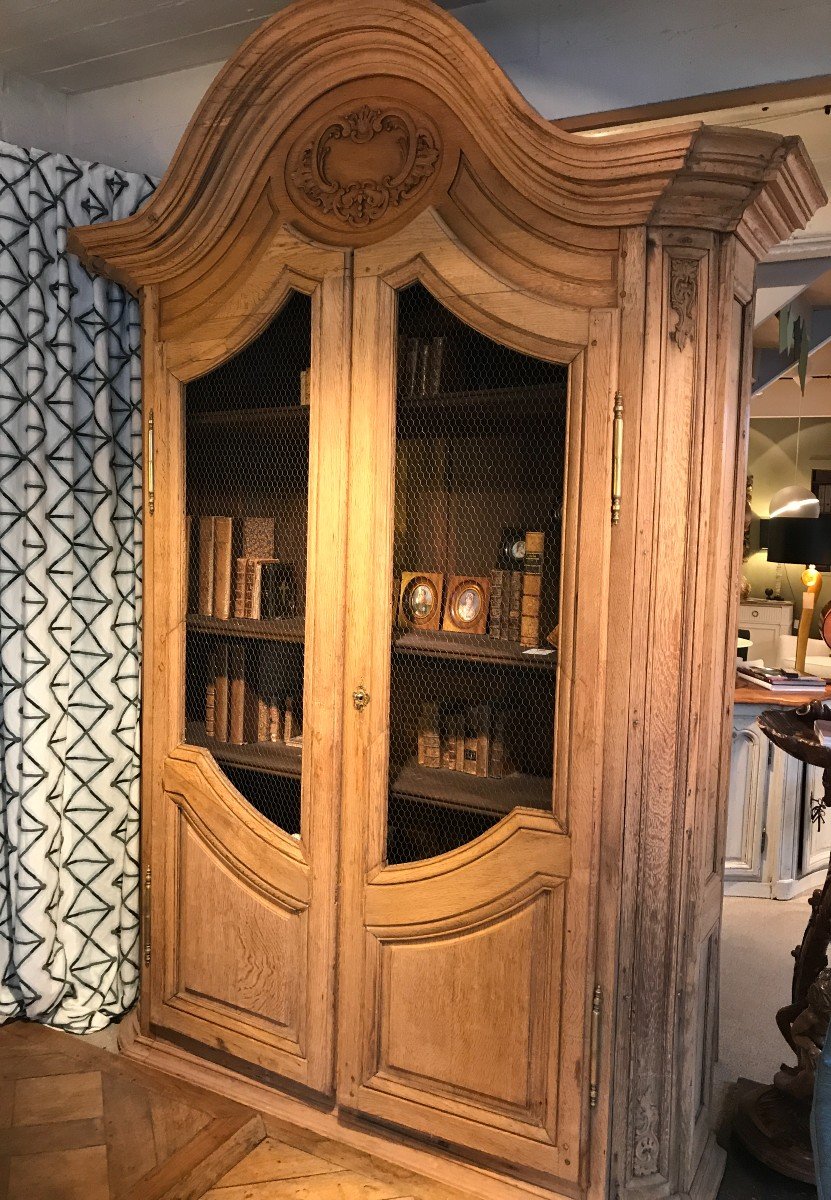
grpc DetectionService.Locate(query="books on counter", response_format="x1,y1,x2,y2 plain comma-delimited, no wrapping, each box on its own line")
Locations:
815,719,831,747
417,702,508,779
188,515,297,621
205,644,302,748
737,665,827,692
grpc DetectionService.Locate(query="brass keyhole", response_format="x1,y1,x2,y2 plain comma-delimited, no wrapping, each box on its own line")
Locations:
352,684,370,712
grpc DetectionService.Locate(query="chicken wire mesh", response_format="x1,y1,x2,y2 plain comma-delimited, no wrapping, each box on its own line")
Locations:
386,283,568,865
183,291,311,835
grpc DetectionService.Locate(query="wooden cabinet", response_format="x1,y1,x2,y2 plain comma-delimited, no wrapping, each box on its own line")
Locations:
69,3,824,1198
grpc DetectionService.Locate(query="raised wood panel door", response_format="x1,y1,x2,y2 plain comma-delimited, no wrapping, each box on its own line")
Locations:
143,242,351,1097
338,219,615,1187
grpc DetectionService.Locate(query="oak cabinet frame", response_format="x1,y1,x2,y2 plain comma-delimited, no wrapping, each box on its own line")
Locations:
69,3,824,1197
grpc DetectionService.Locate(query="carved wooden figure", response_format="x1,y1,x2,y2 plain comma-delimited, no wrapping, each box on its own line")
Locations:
68,2,825,1198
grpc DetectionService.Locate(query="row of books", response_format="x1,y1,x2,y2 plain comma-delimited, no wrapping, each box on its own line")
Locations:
204,645,302,746
736,665,827,692
398,335,446,398
418,702,508,779
490,532,544,646
189,515,297,620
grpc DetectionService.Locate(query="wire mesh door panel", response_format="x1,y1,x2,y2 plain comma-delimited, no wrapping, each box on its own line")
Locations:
387,283,567,864
184,291,311,835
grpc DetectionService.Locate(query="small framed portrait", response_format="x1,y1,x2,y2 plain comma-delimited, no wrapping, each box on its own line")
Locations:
398,572,444,630
498,527,526,571
443,576,490,635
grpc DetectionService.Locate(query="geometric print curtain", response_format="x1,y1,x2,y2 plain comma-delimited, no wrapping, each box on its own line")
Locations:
0,141,155,1031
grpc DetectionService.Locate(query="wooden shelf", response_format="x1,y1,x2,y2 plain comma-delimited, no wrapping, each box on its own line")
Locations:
391,760,551,816
187,614,305,643
185,721,302,779
397,384,563,435
188,404,309,431
393,629,556,670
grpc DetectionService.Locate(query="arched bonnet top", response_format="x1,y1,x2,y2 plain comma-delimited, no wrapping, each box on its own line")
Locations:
69,0,825,300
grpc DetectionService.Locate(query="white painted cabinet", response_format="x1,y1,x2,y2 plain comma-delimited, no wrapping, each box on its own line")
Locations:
724,710,769,884
737,600,793,666
725,703,829,899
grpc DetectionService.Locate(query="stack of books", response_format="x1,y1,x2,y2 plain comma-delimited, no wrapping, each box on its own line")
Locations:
189,515,296,620
205,645,302,747
736,665,827,692
417,702,508,779
489,531,545,646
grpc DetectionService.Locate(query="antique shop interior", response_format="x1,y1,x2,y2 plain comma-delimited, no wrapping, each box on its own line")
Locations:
4,3,831,1200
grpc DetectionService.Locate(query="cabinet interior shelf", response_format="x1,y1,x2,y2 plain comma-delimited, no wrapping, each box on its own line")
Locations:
185,385,560,434
188,404,309,431
393,629,556,670
391,760,551,816
186,721,302,779
187,614,305,643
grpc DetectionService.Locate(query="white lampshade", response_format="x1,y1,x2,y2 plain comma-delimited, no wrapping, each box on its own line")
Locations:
768,484,820,519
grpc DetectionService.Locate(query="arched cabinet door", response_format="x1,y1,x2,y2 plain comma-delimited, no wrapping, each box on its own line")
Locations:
337,210,617,1186
142,236,351,1095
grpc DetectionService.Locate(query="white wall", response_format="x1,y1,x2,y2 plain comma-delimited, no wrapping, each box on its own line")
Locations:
4,0,831,178
0,69,68,157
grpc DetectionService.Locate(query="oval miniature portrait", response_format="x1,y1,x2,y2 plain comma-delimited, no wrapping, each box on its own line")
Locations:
455,585,481,625
405,577,437,623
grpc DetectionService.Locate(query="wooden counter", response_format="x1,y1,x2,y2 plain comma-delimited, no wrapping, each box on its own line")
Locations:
734,673,831,707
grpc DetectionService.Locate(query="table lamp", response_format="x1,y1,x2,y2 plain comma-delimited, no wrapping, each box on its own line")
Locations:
767,516,831,672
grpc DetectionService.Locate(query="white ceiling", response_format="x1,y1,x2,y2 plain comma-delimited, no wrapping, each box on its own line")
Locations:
0,0,483,94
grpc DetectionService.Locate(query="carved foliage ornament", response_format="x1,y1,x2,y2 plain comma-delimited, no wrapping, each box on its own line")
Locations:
289,105,440,228
669,257,698,351
633,1093,660,1177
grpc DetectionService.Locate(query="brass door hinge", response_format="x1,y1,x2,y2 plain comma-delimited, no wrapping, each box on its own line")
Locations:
611,392,623,526
147,410,156,516
589,983,602,1109
143,866,152,966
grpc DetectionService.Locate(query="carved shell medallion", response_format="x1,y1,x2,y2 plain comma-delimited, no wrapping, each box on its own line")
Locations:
288,104,441,229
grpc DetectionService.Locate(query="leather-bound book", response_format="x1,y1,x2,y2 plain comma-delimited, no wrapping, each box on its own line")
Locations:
507,570,523,642
442,710,458,771
520,531,544,647
399,336,419,398
416,339,430,397
205,681,216,740
214,645,229,743
489,714,506,779
419,703,440,768
242,517,275,560
489,569,504,639
283,695,298,742
475,704,490,778
268,701,283,743
213,517,235,621
197,516,216,616
233,556,248,618
229,645,246,744
463,711,478,775
257,696,269,742
454,713,466,772
426,336,445,395
248,557,280,620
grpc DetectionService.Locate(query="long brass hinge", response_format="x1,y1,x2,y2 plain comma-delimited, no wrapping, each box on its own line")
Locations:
589,983,602,1109
611,392,623,526
143,866,152,966
147,410,156,516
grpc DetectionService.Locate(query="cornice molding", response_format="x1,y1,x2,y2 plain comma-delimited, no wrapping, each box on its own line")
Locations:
68,0,826,294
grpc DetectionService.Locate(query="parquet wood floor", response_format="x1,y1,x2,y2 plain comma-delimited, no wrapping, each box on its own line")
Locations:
0,1023,470,1200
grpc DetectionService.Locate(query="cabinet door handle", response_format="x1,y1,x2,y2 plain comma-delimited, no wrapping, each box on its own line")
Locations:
353,684,370,712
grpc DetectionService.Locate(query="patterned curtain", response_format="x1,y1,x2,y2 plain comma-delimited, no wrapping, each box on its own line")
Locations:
0,141,155,1031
